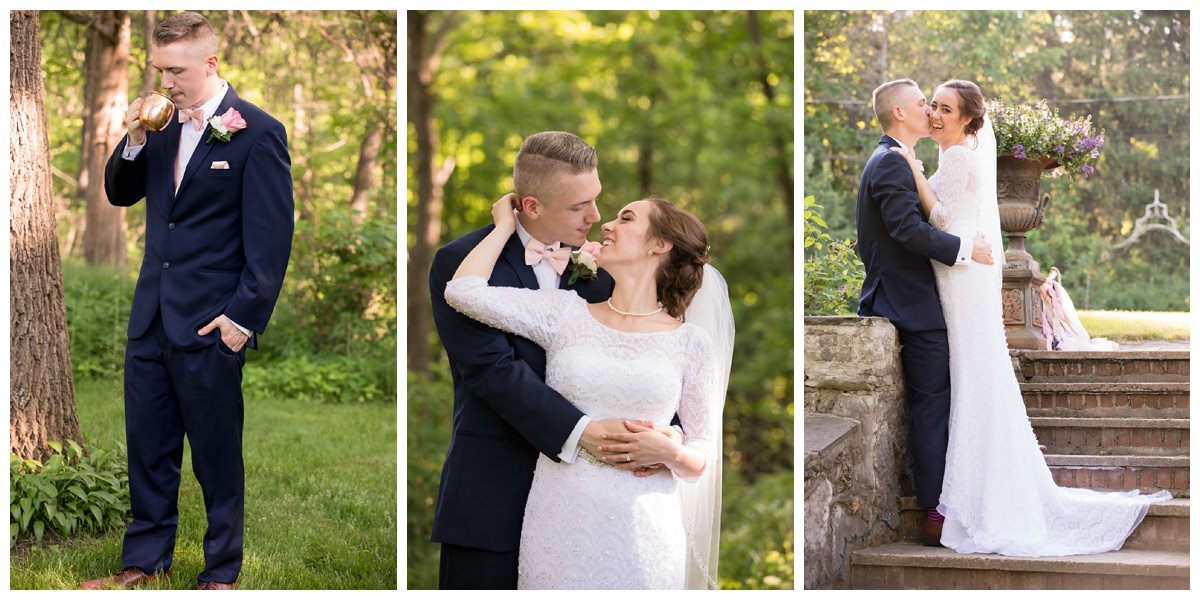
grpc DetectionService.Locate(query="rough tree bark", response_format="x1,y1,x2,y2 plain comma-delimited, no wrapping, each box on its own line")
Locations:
11,10,83,461
407,11,457,373
140,10,158,96
349,124,384,221
65,10,132,267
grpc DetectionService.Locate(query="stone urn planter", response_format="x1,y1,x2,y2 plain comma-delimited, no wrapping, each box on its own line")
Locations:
996,155,1058,350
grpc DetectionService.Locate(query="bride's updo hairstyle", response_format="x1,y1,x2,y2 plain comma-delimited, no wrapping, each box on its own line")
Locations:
938,79,987,137
645,198,710,320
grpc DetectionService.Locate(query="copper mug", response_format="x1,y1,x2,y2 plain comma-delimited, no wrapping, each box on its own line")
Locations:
137,91,176,132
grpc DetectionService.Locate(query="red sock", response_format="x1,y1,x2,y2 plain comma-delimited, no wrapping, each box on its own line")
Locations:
927,508,945,523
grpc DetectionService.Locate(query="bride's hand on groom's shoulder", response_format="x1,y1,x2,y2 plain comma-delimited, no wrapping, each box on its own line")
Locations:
889,147,921,171
491,193,519,232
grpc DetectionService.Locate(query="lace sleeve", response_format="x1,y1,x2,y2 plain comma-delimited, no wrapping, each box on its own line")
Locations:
444,275,578,349
929,146,975,231
677,328,722,483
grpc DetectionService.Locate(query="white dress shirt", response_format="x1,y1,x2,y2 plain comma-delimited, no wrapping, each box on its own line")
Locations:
513,216,587,463
886,136,972,265
122,81,250,338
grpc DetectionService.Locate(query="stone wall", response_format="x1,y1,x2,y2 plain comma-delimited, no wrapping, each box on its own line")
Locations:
803,316,912,589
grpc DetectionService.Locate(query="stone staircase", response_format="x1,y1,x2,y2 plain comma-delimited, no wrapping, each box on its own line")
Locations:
850,350,1190,589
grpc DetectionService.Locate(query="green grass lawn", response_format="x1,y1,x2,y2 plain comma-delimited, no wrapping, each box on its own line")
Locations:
10,373,397,590
1077,310,1190,342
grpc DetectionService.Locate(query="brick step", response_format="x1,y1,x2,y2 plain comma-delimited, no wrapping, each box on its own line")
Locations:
1022,382,1189,418
1046,454,1189,497
1012,350,1189,383
898,497,1189,552
850,543,1188,589
1030,417,1189,456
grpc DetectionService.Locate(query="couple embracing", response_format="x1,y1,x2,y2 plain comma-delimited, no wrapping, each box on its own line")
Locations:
857,78,1169,556
428,132,734,589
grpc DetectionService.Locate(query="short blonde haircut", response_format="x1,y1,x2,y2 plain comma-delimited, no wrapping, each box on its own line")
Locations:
513,131,597,204
872,78,919,131
154,11,218,57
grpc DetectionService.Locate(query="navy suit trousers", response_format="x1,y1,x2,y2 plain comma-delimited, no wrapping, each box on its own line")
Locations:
896,328,952,509
121,313,246,583
439,543,518,589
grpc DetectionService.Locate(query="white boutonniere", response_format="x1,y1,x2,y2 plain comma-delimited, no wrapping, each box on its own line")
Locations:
566,241,602,285
206,107,247,144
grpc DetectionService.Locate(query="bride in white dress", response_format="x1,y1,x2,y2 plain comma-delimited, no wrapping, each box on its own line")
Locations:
444,195,733,588
891,79,1170,556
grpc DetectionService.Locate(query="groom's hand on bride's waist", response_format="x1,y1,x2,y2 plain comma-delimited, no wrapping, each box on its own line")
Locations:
580,418,677,474
971,233,994,265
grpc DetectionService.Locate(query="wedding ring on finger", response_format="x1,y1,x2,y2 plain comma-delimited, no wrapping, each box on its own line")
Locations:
624,453,632,463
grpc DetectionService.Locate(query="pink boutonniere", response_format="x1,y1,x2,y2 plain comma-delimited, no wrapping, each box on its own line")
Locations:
206,107,247,144
567,241,602,285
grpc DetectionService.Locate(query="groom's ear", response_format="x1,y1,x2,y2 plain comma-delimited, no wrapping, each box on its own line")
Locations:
520,195,542,219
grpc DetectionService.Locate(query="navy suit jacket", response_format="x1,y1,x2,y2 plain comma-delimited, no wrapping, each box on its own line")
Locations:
428,225,615,552
105,85,294,350
855,135,962,332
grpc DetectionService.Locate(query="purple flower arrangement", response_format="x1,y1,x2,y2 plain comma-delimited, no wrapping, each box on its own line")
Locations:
987,99,1105,181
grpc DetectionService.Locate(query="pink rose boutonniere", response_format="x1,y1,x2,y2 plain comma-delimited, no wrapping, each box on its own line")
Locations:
567,241,602,285
206,107,247,144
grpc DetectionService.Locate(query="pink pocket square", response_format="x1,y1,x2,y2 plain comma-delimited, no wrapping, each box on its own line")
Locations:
210,161,230,170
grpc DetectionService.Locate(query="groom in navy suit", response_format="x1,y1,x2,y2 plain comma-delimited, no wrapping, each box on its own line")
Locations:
83,12,292,590
855,79,992,546
428,131,680,589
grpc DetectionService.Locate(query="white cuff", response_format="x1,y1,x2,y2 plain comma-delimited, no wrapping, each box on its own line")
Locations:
558,415,590,463
228,318,252,338
122,141,145,160
956,236,971,265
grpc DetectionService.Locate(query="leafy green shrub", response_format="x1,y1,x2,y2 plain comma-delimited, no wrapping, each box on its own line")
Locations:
243,352,396,405
803,196,863,316
718,469,794,589
271,209,397,358
61,260,133,380
10,441,130,547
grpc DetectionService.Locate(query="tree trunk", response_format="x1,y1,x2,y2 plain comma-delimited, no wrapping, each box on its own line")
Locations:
349,124,383,222
11,10,83,461
140,10,158,96
407,11,456,373
748,11,794,228
80,10,131,267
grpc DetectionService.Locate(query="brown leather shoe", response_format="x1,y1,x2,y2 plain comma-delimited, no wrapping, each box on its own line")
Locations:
80,567,163,590
921,518,944,547
196,581,238,590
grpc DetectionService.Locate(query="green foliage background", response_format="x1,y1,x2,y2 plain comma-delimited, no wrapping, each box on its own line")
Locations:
407,10,794,589
804,10,1189,311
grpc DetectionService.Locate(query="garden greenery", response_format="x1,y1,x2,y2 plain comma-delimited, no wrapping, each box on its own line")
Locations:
803,196,864,316
10,441,130,547
988,99,1105,180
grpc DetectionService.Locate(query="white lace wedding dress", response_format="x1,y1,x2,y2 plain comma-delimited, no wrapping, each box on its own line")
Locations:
444,276,721,588
926,141,1171,556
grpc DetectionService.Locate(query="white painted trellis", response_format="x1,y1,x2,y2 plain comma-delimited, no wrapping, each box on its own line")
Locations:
1084,190,1189,308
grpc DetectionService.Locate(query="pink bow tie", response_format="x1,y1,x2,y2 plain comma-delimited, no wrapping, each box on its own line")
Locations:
178,107,205,130
525,238,571,275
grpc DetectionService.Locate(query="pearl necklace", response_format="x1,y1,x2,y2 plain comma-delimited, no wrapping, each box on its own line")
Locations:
606,299,664,317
